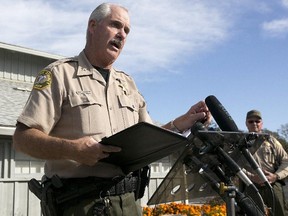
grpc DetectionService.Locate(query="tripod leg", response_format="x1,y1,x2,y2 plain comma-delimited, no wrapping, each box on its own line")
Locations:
226,191,236,216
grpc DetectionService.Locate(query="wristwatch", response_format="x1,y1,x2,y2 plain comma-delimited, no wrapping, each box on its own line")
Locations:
170,120,181,133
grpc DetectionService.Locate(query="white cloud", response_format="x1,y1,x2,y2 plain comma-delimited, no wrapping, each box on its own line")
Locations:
258,0,288,38
0,0,87,56
0,0,234,74
0,0,281,77
282,0,288,8
262,18,288,37
113,1,233,74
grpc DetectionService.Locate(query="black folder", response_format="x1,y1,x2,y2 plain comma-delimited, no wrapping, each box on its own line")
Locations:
100,122,189,173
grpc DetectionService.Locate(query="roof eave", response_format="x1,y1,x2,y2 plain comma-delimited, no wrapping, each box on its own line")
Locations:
0,42,65,60
0,126,15,136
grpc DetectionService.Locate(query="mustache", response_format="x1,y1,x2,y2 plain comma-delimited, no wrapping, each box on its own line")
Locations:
111,38,123,48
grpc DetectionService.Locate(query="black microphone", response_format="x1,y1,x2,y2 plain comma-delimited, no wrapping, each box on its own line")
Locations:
205,95,238,131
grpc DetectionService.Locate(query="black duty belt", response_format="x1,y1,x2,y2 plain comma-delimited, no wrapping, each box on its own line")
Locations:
108,176,138,196
53,175,139,204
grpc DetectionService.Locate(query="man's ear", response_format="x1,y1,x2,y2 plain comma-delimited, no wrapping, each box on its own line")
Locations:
88,19,97,33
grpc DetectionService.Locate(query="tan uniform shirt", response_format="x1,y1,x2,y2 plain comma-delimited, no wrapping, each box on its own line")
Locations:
17,50,153,178
253,135,288,180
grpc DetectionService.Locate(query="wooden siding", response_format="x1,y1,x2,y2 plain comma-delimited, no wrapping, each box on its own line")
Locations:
0,48,55,83
0,137,43,216
0,180,42,216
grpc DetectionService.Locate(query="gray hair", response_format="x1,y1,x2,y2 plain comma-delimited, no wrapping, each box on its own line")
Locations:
86,3,128,39
89,3,112,22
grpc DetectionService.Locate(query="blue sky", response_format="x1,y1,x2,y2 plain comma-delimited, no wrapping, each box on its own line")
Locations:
1,0,287,132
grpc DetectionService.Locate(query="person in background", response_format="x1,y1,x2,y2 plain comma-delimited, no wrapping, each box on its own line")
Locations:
245,109,288,216
12,3,211,216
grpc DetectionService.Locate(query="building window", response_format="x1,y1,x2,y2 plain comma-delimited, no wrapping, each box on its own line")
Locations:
15,161,45,175
14,151,45,177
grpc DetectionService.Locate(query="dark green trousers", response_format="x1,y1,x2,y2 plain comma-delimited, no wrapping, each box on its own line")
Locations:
258,181,288,216
62,192,142,216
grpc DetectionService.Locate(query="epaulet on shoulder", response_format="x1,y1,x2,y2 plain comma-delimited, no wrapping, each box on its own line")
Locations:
269,135,277,142
48,56,77,67
265,134,277,144
114,68,130,77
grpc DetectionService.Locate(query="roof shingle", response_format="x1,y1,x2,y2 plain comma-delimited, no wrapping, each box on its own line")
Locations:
0,79,32,127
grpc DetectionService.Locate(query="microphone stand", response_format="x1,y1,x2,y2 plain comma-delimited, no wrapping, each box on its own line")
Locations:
190,123,266,216
183,155,237,216
184,153,265,216
214,146,266,216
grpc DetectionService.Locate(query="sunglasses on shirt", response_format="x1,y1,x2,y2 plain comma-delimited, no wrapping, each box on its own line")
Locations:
248,120,261,124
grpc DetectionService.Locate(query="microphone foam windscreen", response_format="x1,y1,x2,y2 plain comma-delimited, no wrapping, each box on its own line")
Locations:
205,95,239,131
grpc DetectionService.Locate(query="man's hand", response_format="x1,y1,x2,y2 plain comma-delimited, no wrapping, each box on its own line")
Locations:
250,173,264,185
263,170,278,184
172,100,211,132
71,136,122,166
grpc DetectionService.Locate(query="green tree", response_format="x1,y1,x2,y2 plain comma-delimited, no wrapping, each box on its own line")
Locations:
278,123,288,141
262,128,288,152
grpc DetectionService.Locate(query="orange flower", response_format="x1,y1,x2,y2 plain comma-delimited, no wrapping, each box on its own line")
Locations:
142,202,226,216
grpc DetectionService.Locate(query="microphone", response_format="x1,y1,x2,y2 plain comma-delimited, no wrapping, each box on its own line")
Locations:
205,95,238,131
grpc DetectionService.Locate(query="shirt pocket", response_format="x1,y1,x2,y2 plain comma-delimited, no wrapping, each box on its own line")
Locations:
262,145,275,164
69,91,102,107
118,94,139,125
68,91,105,135
118,94,138,111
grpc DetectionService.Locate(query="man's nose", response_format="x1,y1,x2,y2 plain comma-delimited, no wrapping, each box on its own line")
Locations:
117,29,127,40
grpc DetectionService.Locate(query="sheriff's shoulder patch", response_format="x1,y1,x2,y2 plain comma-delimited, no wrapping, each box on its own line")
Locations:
33,70,52,90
